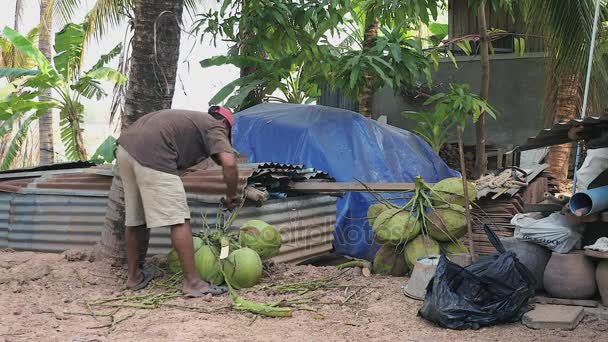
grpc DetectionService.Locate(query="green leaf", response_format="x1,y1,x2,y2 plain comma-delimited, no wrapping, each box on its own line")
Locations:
388,43,402,63
0,111,25,138
72,77,106,100
90,136,117,164
428,23,448,40
446,50,458,69
53,23,85,80
456,40,472,55
208,76,252,106
91,43,122,71
366,59,392,89
224,79,266,109
349,66,360,90
2,26,57,79
423,92,446,106
0,110,44,170
0,68,40,79
200,55,228,68
85,67,127,86
0,83,17,100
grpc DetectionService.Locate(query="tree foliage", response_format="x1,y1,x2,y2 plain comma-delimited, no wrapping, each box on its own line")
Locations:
0,24,126,168
195,0,348,109
194,0,445,111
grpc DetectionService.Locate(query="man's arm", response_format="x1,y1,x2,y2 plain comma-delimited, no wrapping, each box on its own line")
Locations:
215,152,240,208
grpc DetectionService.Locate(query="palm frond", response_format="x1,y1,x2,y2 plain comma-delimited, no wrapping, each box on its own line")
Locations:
48,0,82,26
184,0,201,19
0,111,40,170
59,104,85,161
523,0,608,114
523,0,605,76
90,43,123,71
85,0,134,40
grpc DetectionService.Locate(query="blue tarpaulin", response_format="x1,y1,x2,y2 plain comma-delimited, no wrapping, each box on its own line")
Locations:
233,103,459,260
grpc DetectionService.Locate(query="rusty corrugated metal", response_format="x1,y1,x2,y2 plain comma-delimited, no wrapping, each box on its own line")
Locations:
0,193,13,248
6,190,336,263
515,116,608,151
0,165,337,263
8,194,108,252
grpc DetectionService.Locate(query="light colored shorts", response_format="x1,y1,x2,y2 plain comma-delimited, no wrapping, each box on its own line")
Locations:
116,146,190,228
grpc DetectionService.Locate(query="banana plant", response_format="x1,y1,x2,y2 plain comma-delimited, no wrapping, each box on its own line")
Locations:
0,23,126,168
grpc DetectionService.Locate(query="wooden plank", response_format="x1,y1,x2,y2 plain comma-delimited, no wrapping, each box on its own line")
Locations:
496,147,504,169
287,182,416,193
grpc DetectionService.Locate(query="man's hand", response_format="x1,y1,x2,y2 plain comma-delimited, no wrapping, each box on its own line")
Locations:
215,152,240,209
224,196,241,211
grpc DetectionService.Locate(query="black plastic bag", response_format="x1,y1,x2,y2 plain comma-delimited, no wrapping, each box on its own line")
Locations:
418,225,536,330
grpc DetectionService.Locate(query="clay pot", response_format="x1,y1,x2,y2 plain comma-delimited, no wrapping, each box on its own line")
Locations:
543,251,597,300
501,237,551,291
597,260,608,306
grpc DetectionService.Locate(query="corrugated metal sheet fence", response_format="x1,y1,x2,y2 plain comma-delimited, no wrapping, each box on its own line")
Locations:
3,189,336,264
0,192,14,249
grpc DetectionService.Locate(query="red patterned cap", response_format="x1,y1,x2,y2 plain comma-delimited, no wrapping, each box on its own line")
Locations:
209,106,235,128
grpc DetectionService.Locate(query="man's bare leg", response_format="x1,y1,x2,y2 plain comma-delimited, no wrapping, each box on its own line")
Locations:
171,220,211,295
125,226,143,288
136,227,151,268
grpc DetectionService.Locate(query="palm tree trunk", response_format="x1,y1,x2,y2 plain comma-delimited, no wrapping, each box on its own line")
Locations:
546,74,582,187
38,0,54,165
358,17,379,118
14,0,23,32
99,0,185,261
238,0,266,110
122,0,184,128
475,2,489,178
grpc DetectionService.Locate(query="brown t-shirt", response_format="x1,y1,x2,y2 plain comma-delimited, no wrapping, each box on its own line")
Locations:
118,109,233,174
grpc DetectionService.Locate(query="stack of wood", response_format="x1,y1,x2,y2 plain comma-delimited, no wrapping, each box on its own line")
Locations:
471,171,560,256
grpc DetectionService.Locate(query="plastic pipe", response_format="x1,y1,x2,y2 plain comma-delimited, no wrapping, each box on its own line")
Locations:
569,185,608,216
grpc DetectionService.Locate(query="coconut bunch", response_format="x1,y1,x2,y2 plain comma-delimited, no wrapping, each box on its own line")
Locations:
167,215,282,289
367,177,476,276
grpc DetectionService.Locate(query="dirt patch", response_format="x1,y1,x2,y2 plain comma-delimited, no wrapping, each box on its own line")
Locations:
0,249,605,342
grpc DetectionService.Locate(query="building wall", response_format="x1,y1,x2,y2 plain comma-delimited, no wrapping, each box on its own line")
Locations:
449,0,543,54
369,53,547,147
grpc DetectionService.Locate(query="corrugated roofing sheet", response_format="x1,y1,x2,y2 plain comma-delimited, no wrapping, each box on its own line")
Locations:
515,116,608,151
0,163,337,263
0,192,13,249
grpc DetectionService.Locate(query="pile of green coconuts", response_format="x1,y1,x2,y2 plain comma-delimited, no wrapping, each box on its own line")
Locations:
167,219,282,289
368,177,477,276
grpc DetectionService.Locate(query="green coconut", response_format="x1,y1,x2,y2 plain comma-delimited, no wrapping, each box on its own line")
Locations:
440,241,470,256
223,247,263,289
194,245,224,285
372,244,409,276
403,235,441,268
167,236,204,274
372,209,421,244
426,208,467,242
239,220,282,260
431,177,477,206
367,203,391,227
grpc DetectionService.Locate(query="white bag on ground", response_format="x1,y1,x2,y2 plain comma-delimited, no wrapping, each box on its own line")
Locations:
576,147,608,191
511,213,585,253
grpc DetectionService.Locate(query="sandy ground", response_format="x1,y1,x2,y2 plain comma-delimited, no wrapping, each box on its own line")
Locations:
1,249,607,342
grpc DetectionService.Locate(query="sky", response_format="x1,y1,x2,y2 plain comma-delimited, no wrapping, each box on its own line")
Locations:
1,0,239,156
